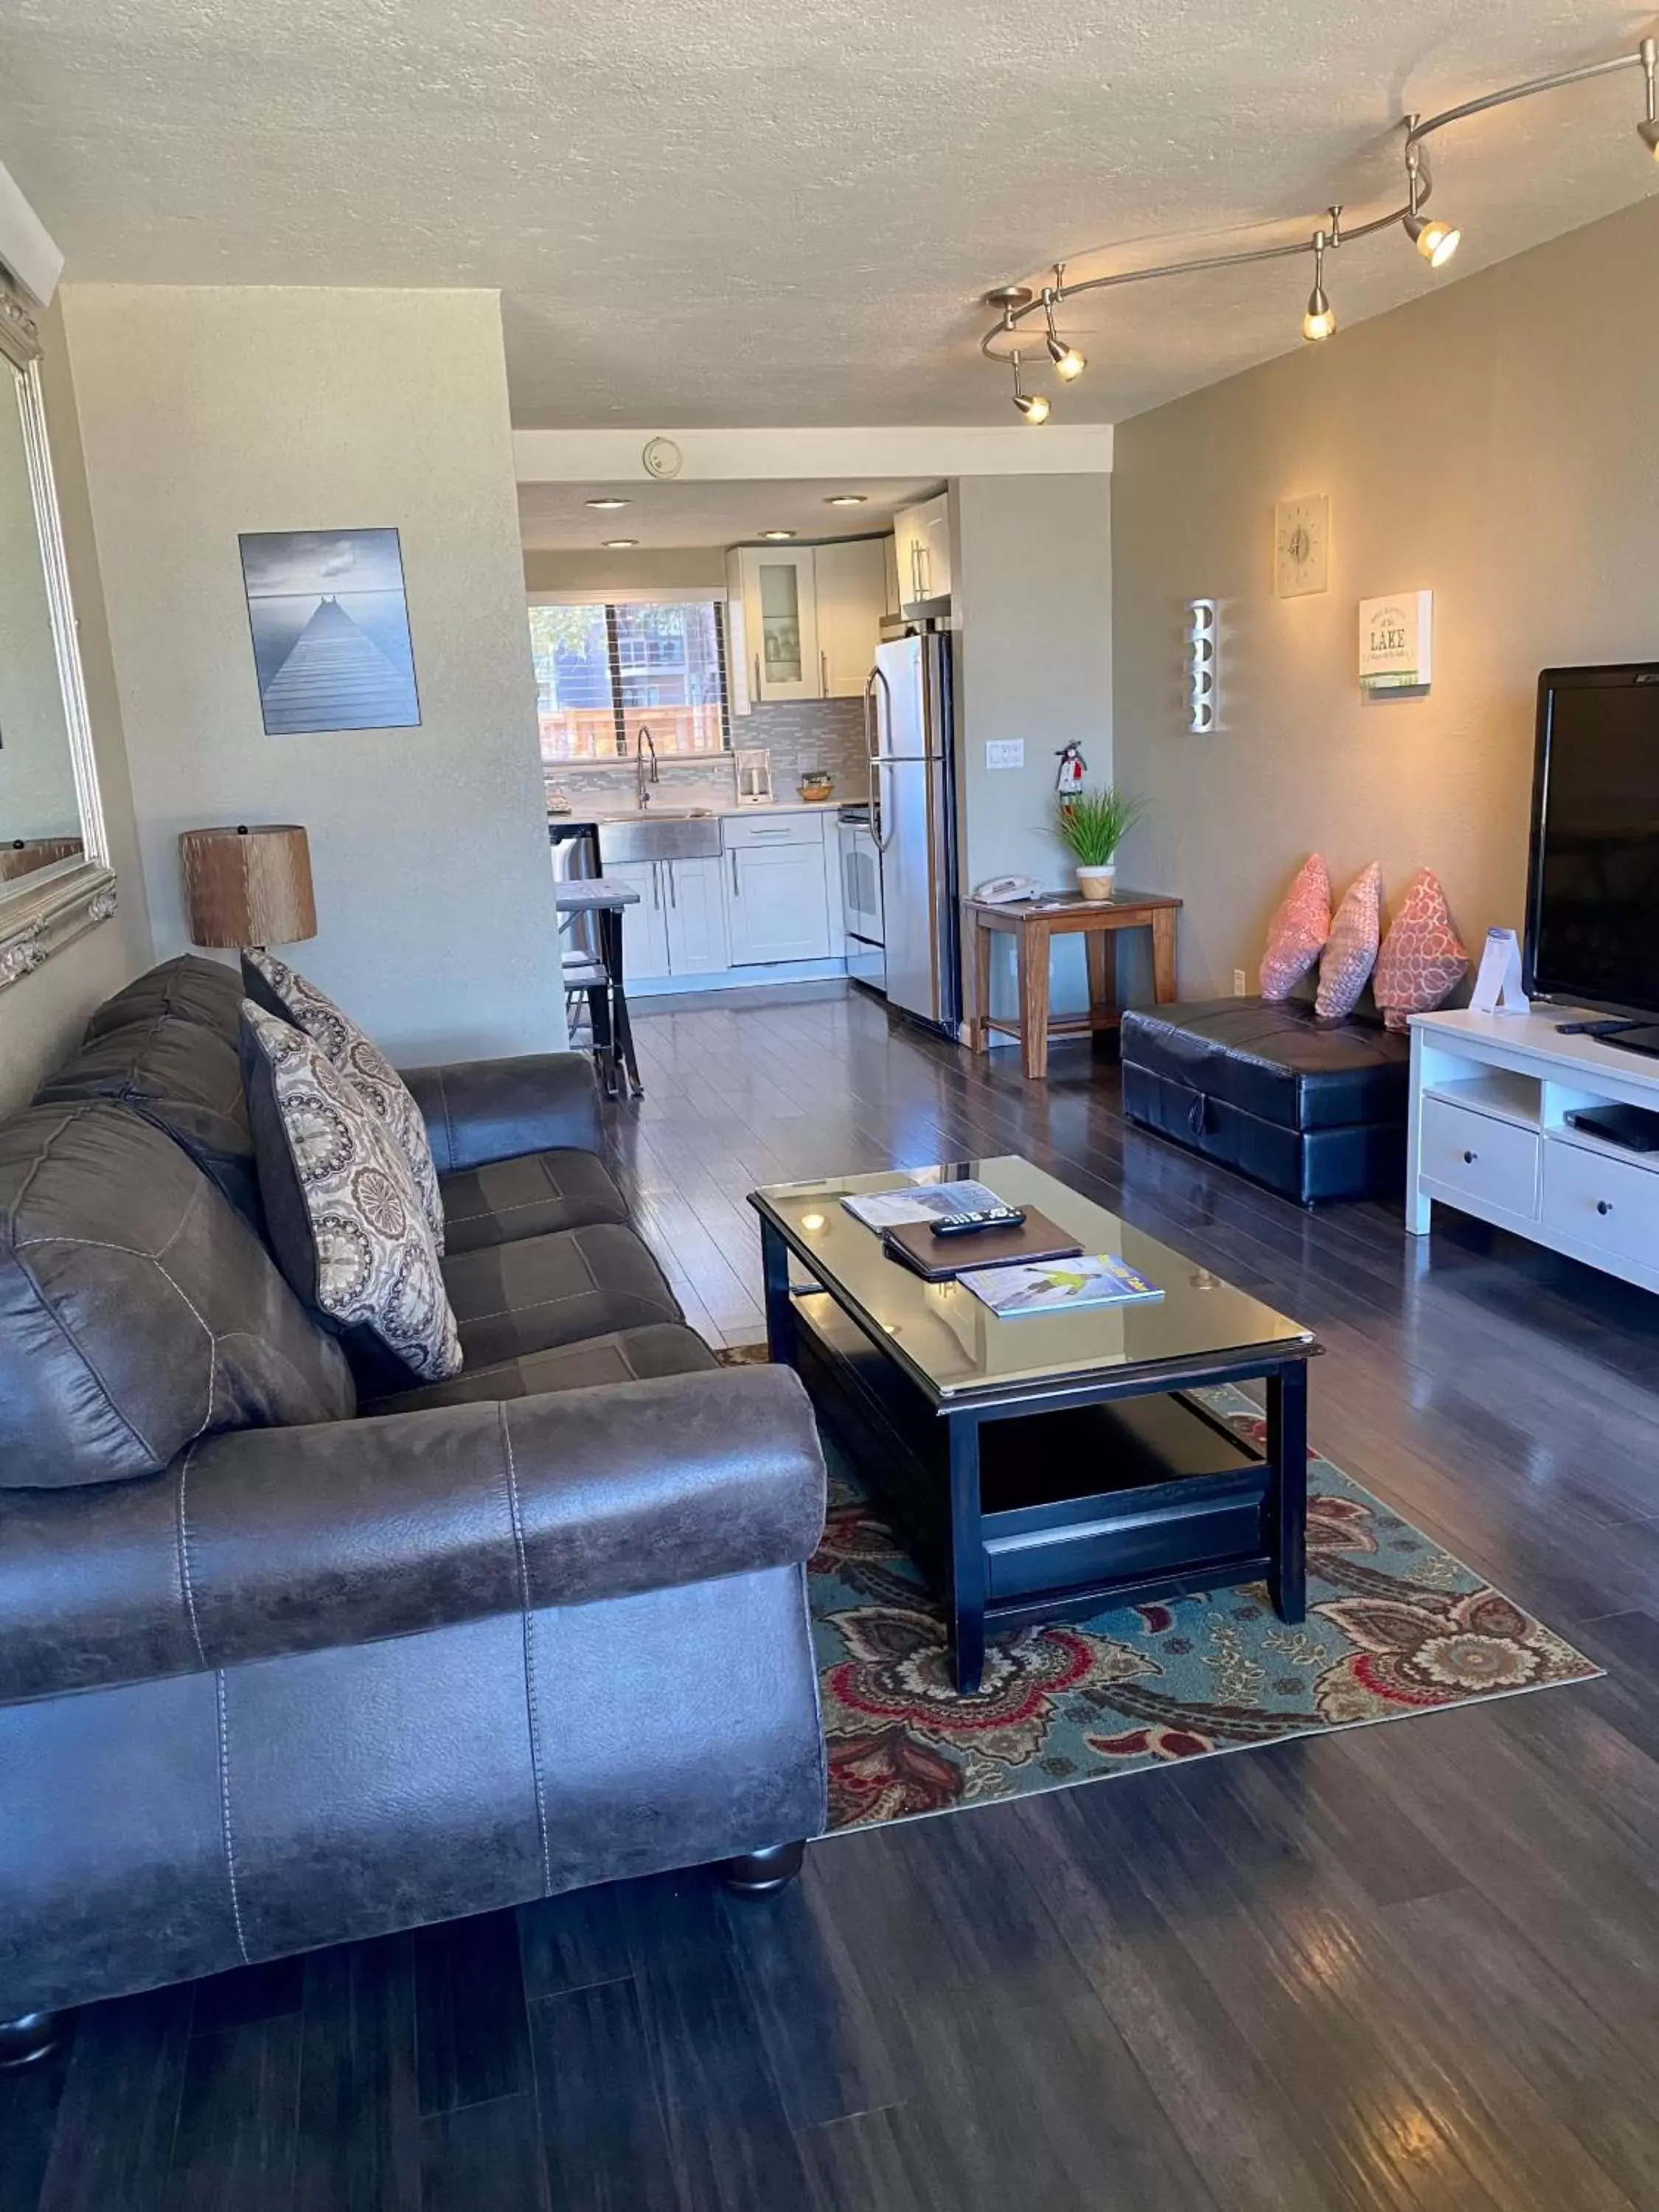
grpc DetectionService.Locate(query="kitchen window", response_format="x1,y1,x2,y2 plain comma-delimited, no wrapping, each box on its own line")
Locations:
529,599,730,760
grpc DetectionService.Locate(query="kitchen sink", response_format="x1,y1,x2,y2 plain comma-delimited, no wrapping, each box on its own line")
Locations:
598,813,723,863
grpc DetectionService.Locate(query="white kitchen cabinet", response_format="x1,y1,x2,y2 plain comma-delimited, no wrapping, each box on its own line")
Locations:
605,859,670,984
724,817,832,964
894,492,951,612
813,538,888,698
883,532,902,617
663,855,730,975
737,546,820,704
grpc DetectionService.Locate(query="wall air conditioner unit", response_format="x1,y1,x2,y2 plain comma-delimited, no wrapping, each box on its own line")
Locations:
0,155,63,307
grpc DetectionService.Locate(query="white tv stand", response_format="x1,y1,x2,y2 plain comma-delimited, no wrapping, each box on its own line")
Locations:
1407,1006,1659,1295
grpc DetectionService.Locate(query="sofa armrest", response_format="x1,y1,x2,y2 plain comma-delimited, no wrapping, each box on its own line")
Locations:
401,1051,602,1172
0,1366,825,1704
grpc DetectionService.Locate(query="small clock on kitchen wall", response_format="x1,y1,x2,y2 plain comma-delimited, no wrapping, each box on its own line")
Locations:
1274,495,1329,597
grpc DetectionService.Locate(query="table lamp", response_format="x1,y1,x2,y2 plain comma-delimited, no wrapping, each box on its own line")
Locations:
178,824,316,952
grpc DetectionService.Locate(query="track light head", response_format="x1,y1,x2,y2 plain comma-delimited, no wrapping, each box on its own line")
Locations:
1009,351,1051,422
1301,232,1335,341
1642,39,1659,159
1041,287,1087,380
1404,209,1461,267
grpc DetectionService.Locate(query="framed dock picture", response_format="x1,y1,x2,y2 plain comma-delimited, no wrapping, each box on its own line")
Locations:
239,527,421,735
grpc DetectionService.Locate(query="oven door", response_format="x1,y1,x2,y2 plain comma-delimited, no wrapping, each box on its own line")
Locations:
840,819,883,947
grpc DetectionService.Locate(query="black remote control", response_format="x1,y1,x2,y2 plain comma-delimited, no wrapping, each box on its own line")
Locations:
930,1206,1026,1239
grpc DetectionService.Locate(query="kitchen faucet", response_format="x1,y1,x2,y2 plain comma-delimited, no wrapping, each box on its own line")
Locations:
636,726,658,808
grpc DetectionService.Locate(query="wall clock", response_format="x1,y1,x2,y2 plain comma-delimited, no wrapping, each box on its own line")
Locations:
1275,495,1329,597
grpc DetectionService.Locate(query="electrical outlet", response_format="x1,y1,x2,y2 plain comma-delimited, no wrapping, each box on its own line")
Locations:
985,740,1024,771
1233,969,1248,996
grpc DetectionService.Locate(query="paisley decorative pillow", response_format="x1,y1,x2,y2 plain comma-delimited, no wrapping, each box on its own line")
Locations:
1315,863,1384,1020
243,950,444,1252
1259,855,1332,1000
240,1002,462,1383
1374,869,1468,1030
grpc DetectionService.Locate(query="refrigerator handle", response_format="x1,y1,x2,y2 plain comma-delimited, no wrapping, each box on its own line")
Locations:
867,666,896,852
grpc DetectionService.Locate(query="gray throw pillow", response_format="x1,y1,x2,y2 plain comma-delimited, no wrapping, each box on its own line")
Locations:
240,1001,462,1385
241,950,445,1253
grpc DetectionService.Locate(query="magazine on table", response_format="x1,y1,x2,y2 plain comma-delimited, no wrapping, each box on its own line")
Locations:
841,1180,1008,1231
960,1253,1166,1318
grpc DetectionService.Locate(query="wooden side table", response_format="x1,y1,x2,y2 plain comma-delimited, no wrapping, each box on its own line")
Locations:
964,888,1182,1079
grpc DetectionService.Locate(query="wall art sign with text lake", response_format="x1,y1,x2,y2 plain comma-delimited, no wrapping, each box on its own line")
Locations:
239,528,421,735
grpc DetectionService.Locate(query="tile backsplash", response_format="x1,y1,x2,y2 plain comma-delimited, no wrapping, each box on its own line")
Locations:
548,698,870,810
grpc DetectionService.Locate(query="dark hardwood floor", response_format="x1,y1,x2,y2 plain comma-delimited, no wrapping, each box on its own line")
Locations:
10,980,1659,2211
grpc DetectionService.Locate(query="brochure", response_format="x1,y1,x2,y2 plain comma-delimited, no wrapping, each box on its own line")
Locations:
841,1180,1007,1231
959,1253,1165,1318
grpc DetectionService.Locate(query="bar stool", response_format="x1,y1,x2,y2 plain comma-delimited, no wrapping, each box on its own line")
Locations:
554,877,644,1100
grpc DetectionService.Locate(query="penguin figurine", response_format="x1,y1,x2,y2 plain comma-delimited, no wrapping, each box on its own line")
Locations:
1055,742,1088,798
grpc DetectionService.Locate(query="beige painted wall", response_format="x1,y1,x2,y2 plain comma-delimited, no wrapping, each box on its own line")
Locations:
62,285,563,1065
0,298,152,1113
952,473,1113,1020
524,547,727,599
1113,192,1659,1004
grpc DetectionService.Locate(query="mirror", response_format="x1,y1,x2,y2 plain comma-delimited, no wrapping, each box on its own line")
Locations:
0,276,114,988
0,352,81,884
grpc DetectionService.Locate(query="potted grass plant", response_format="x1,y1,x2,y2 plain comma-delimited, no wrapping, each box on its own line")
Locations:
1055,785,1145,900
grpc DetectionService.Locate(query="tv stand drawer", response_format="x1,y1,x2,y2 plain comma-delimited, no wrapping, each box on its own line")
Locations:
1420,1096,1539,1219
1543,1139,1659,1268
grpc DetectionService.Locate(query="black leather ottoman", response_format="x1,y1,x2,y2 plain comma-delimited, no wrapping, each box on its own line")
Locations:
1120,998,1411,1205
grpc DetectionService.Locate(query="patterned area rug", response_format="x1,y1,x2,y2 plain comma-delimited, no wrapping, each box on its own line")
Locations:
807,1383,1599,1833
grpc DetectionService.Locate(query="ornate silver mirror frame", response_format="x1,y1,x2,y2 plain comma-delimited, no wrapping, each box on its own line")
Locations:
0,274,116,992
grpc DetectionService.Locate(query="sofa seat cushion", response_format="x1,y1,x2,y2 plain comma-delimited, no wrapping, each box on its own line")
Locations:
0,1102,354,1486
361,1321,717,1414
35,1008,261,1228
1119,998,1410,1133
441,1223,682,1367
81,953,243,1046
439,1147,630,1255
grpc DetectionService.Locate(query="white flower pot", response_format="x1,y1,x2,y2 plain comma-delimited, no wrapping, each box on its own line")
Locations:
1076,863,1117,902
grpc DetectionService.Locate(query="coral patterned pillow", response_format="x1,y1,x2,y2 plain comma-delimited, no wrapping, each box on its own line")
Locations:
1259,855,1332,1000
1374,869,1468,1031
1315,863,1384,1020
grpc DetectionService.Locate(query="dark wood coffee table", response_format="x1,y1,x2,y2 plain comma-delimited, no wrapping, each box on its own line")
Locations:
749,1155,1319,1693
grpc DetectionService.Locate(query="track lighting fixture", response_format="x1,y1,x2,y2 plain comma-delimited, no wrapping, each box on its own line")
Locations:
1009,352,1051,422
1641,37,1659,159
1043,284,1086,380
979,35,1659,415
1402,141,1460,267
1301,232,1335,342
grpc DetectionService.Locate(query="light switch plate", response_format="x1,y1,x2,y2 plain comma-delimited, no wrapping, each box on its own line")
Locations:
986,740,1024,771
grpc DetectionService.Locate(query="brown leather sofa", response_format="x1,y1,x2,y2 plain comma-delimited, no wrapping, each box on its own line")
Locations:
0,957,827,2064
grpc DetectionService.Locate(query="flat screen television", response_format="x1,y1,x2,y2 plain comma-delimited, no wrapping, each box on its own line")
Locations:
1525,663,1659,1026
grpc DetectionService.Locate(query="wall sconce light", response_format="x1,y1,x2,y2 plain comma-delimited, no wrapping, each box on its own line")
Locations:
1189,599,1219,732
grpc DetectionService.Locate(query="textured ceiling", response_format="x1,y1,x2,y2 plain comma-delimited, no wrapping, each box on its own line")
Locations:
3,1,1656,428
518,478,938,550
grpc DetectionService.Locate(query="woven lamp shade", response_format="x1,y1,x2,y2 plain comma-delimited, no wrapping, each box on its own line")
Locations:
179,824,316,949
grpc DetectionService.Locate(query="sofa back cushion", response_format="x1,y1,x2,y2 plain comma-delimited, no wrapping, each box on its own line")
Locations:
35,1009,261,1228
0,1102,355,1489
81,953,243,1046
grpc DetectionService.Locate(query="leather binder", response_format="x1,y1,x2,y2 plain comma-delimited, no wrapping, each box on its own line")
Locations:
880,1208,1082,1283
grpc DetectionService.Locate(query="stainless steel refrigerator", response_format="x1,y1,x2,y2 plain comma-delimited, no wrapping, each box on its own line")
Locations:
863,626,961,1032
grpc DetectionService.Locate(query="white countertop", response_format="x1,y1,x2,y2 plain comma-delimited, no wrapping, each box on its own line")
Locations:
549,799,845,824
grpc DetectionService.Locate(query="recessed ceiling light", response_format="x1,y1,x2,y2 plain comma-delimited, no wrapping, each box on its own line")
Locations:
602,538,639,549
759,529,797,540
824,495,868,507
585,497,631,510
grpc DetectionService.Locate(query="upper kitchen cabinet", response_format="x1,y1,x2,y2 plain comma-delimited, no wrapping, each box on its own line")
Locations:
728,538,891,706
894,493,951,613
813,538,888,698
736,546,820,705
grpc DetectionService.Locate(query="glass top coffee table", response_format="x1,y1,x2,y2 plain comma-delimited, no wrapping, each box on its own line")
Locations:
749,1155,1320,1692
